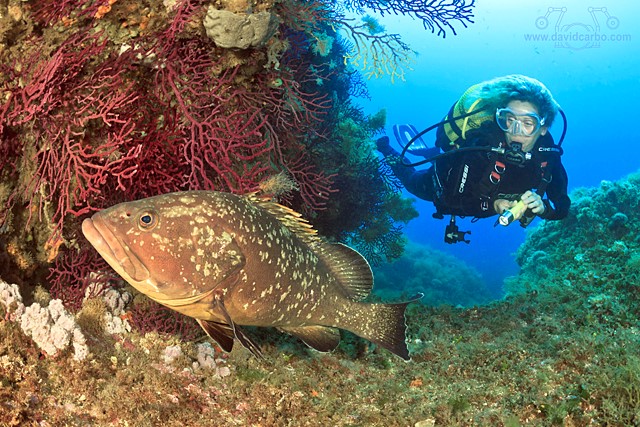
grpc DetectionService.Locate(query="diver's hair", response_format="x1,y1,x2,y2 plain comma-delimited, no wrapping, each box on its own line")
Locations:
479,74,560,127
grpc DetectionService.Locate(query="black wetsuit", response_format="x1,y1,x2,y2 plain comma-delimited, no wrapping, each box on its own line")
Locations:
383,121,571,220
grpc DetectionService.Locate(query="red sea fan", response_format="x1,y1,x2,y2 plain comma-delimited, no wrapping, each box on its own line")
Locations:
1,32,143,252
28,0,114,26
48,246,115,311
152,37,272,194
127,300,203,342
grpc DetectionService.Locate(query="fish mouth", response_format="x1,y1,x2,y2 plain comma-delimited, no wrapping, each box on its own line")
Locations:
82,216,150,282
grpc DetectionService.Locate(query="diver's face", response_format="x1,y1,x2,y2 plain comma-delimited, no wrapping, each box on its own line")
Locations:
503,100,548,152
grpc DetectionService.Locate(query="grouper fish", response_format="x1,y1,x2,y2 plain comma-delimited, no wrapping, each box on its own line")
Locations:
82,191,415,360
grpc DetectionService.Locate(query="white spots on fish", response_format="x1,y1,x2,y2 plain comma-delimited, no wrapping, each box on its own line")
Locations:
150,233,170,252
220,231,234,245
175,237,194,254
279,290,290,302
178,195,197,205
162,206,190,219
213,205,234,220
236,234,247,245
260,285,275,299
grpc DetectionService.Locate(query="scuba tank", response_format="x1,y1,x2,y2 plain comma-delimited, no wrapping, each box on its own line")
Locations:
436,83,495,152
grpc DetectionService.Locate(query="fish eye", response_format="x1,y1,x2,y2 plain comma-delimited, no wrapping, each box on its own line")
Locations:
138,211,158,230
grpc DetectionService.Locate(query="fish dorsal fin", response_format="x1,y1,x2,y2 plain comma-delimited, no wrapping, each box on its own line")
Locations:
317,243,373,301
278,326,341,353
244,193,373,300
244,193,320,246
197,319,235,353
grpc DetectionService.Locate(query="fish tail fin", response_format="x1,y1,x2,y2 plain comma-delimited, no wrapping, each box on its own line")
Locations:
353,295,421,361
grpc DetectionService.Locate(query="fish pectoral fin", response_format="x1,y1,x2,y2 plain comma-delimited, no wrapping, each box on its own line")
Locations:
214,297,264,360
278,326,341,353
196,319,235,353
232,325,264,360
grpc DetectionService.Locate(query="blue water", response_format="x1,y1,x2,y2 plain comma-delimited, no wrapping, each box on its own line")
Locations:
360,0,640,296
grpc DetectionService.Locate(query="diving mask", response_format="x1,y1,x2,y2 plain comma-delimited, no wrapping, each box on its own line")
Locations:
496,108,545,136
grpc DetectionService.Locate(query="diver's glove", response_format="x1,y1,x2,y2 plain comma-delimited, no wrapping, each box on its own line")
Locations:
375,136,395,156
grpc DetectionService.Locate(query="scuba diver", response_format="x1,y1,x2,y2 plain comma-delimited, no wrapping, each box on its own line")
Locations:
376,74,571,243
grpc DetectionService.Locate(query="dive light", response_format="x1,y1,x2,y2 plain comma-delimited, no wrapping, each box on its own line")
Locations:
497,200,527,226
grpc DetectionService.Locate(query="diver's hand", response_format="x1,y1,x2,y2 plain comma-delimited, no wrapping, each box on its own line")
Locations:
521,190,545,215
493,199,519,216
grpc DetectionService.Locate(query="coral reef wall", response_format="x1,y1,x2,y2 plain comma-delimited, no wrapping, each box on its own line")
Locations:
0,0,440,310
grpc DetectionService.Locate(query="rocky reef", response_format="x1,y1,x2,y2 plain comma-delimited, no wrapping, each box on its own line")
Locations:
374,241,494,308
2,162,640,424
